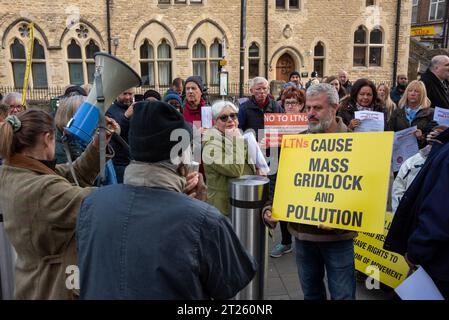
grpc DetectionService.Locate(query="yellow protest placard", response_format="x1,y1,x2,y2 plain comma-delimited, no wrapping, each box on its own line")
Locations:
355,212,410,288
272,132,393,234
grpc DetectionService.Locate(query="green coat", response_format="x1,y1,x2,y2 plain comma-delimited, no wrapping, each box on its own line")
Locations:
0,144,103,299
203,128,256,216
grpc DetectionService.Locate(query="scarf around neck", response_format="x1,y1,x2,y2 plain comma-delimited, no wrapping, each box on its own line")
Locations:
123,161,186,193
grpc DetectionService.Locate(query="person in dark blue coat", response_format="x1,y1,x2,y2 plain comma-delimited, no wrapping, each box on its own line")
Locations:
384,127,449,299
76,101,257,299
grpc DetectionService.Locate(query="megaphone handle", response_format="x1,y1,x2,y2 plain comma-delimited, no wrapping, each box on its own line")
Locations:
98,113,107,184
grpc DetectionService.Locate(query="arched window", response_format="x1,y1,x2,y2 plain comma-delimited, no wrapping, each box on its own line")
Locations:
32,39,48,88
353,26,383,67
248,42,260,79
209,39,222,85
10,37,48,88
192,39,207,83
65,24,103,85
158,40,172,87
140,40,155,86
353,26,367,66
313,42,325,77
85,40,100,84
67,39,84,85
10,39,26,88
369,28,383,66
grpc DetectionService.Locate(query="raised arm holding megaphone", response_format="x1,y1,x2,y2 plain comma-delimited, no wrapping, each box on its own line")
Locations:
64,52,142,183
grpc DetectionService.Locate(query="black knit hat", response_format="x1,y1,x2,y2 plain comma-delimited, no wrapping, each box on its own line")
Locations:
143,89,161,101
185,75,203,93
62,85,87,98
289,71,301,80
129,101,192,163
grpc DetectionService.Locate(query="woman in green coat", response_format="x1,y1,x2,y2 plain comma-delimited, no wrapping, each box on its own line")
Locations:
202,101,256,216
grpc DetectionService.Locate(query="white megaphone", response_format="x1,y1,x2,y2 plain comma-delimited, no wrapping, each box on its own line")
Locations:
65,52,142,143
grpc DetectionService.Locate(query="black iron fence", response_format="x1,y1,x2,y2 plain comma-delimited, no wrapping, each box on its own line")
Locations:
0,83,252,103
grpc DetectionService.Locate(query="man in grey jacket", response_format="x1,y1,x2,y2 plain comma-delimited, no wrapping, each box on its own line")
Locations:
264,84,356,300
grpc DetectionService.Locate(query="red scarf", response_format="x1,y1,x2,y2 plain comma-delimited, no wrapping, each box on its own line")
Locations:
183,99,206,127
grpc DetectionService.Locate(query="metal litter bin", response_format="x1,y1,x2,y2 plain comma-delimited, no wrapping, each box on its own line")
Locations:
230,175,269,300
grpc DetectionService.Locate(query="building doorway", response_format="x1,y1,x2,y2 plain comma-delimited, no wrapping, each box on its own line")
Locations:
276,53,295,82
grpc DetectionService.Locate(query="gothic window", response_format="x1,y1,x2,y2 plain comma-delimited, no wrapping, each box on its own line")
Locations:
353,26,383,67
10,37,48,88
248,42,260,79
313,42,325,77
192,39,207,84
140,40,155,86
158,39,172,87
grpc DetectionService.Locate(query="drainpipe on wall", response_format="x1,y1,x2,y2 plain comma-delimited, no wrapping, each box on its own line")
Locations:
392,0,401,87
264,0,268,79
106,0,112,54
239,0,247,98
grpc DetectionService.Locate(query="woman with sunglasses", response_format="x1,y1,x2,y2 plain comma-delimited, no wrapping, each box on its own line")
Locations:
202,101,257,216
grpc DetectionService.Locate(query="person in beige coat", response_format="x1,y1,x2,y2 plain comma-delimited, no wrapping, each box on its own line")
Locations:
0,110,118,299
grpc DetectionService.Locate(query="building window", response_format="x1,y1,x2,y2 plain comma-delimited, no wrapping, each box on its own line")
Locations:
353,26,367,66
10,37,48,88
85,40,100,84
366,0,374,6
192,39,207,84
289,0,300,9
412,0,419,24
248,42,260,79
313,42,325,77
67,38,100,85
32,39,48,88
369,28,383,66
429,0,445,21
353,26,383,67
158,39,172,86
209,39,222,85
140,40,155,86
276,0,300,9
160,0,201,4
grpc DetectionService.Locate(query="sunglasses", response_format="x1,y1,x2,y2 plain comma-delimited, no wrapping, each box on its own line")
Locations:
218,113,238,122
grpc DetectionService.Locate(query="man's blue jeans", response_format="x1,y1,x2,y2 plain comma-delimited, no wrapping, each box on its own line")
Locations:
295,238,356,300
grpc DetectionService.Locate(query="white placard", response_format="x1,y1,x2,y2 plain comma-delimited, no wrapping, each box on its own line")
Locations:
433,106,449,126
354,111,385,132
219,72,228,96
395,266,444,300
201,106,213,129
243,132,269,174
392,126,419,172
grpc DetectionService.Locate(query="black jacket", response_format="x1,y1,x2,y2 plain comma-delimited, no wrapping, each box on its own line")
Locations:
238,97,282,140
338,97,386,128
384,128,449,281
420,68,449,109
106,101,131,166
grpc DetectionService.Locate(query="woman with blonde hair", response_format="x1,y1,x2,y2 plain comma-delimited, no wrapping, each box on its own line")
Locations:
377,83,397,122
54,95,86,164
387,80,434,149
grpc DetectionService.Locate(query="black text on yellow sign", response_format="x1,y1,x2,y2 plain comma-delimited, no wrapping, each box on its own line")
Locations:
272,132,394,234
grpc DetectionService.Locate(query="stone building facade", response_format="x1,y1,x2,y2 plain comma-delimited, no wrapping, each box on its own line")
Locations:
0,0,411,96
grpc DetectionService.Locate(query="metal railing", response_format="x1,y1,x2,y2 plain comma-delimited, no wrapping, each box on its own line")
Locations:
0,83,252,103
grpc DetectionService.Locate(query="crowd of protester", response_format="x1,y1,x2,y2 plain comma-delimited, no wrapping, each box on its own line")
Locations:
1,54,449,300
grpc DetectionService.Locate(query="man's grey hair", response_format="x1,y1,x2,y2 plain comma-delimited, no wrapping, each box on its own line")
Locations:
1,92,22,106
430,55,449,71
250,76,268,88
306,83,339,106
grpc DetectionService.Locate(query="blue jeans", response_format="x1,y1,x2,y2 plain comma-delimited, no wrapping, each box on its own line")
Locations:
295,238,356,300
